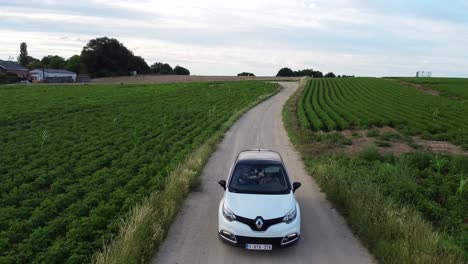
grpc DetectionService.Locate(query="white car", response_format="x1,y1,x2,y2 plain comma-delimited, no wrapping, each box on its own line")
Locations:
218,149,301,250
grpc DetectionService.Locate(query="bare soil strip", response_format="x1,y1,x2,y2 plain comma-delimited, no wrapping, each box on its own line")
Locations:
386,79,440,96
338,127,468,156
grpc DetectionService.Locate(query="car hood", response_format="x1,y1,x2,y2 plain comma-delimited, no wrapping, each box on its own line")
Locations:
224,191,295,220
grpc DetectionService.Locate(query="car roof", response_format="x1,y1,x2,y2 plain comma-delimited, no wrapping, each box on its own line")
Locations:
237,149,283,163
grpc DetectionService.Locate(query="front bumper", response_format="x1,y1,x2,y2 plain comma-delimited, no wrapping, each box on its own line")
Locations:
219,231,300,249
218,201,301,249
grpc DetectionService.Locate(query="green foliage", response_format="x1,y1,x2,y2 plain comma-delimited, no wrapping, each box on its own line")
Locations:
129,56,150,74
294,69,314,77
18,42,29,67
298,78,468,147
80,37,150,77
359,145,382,161
431,155,449,174
173,65,190,75
367,129,380,137
456,174,467,197
283,84,467,263
64,55,86,74
0,72,18,84
0,81,276,263
378,131,402,141
26,57,42,70
276,67,294,77
397,77,468,100
315,132,352,146
375,140,392,147
324,72,336,78
151,62,173,74
276,68,324,78
308,154,466,263
49,55,66,69
237,72,255,76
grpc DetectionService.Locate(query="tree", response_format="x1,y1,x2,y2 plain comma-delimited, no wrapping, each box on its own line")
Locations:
294,69,314,77
325,72,336,78
65,55,86,74
18,42,29,67
129,56,150,74
312,71,323,78
276,67,294,77
49,56,66,69
26,57,41,70
151,62,173,74
41,56,52,67
80,37,134,77
237,72,255,76
173,65,190,75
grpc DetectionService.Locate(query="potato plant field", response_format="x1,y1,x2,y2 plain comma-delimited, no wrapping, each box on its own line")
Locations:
0,81,277,263
298,78,468,149
285,78,468,262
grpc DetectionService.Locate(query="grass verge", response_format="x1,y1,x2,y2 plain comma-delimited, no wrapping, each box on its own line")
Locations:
93,85,279,264
282,80,466,263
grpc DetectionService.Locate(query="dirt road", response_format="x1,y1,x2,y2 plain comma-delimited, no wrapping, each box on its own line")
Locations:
152,82,373,264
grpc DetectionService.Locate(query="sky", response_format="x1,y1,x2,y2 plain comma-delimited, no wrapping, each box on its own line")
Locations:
0,0,467,77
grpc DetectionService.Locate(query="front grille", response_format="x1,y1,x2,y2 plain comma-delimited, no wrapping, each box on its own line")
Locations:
235,215,283,231
235,235,283,245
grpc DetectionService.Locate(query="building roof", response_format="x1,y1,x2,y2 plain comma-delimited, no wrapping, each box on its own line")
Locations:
30,69,76,74
0,60,28,71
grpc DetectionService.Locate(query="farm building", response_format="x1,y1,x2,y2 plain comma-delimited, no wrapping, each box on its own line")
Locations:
30,69,77,83
0,60,29,77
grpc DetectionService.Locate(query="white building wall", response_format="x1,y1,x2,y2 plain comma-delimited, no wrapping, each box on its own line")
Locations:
30,71,77,81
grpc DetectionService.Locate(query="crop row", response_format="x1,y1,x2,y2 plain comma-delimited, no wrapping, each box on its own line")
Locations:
0,81,277,263
298,78,468,148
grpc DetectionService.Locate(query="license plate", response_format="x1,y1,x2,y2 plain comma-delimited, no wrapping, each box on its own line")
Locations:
246,244,273,250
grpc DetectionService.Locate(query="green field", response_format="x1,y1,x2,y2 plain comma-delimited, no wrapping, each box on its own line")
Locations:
0,81,277,263
297,78,468,149
396,77,468,100
285,78,467,263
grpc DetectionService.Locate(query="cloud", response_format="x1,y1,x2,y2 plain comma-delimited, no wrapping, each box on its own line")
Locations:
0,0,467,76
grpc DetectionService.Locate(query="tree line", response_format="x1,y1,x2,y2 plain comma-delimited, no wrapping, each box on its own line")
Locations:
17,38,190,78
276,67,354,78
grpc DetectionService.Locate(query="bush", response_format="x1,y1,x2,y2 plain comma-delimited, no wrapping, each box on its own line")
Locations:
237,72,255,76
173,65,190,75
0,72,18,84
379,131,402,141
367,129,380,137
375,140,392,147
324,72,336,78
276,67,295,77
359,146,381,161
151,63,172,75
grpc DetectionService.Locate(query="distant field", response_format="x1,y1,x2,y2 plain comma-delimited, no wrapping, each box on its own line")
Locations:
396,77,468,100
297,78,468,149
91,74,300,84
286,78,467,263
0,81,277,263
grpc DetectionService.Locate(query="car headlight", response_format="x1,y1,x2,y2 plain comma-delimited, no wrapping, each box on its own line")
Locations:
283,206,297,224
222,203,236,222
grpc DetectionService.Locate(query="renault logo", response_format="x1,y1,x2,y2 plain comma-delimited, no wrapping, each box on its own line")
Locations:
255,217,264,229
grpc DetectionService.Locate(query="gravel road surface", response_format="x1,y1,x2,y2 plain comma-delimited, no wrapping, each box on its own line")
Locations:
152,82,374,264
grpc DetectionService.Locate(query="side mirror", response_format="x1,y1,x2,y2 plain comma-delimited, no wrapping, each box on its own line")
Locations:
218,180,226,190
292,182,301,193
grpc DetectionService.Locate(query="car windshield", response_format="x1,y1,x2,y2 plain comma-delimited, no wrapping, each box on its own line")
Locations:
228,161,291,194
